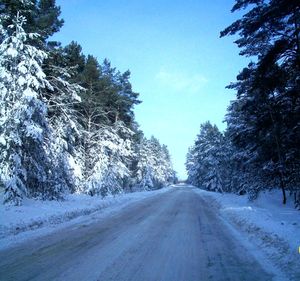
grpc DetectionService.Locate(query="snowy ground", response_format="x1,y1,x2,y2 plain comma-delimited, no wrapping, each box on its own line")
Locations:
194,188,300,280
0,187,173,249
1,185,299,280
0,185,280,281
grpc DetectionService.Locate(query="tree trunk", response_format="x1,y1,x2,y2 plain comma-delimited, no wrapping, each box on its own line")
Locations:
280,173,287,204
268,104,287,205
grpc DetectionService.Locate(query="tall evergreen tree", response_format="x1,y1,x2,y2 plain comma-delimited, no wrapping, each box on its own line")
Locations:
0,0,63,44
186,122,225,192
135,136,175,189
221,0,300,205
0,14,56,204
99,59,141,126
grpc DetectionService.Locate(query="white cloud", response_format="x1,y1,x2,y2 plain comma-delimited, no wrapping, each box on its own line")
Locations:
155,68,208,94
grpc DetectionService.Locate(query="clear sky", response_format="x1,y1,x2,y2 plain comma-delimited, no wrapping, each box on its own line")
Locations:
53,0,248,179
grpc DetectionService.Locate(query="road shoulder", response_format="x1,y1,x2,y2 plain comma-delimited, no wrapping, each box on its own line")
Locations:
0,187,174,250
192,187,300,281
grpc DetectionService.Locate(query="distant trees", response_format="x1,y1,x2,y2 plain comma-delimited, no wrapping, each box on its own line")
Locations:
134,136,176,190
186,122,224,192
187,0,300,208
186,122,243,195
0,0,175,205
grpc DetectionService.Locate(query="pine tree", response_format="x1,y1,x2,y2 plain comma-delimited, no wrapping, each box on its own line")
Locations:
45,52,84,194
99,59,141,126
185,122,242,193
0,0,64,44
83,122,133,196
135,136,175,190
221,0,300,205
0,14,55,204
185,122,224,192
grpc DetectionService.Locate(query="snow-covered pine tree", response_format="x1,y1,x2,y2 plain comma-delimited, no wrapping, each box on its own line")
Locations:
47,71,83,193
221,0,300,206
78,121,108,195
44,46,85,194
0,0,64,44
160,144,175,184
98,122,133,196
185,146,198,185
134,138,155,190
139,165,154,190
186,122,229,193
0,14,57,204
134,136,175,190
82,121,133,196
186,120,261,196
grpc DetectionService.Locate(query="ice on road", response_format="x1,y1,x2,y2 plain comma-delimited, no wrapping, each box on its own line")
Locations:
0,186,276,281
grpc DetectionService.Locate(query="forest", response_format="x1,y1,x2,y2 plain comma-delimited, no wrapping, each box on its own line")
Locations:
0,0,176,205
186,0,300,208
1,0,299,210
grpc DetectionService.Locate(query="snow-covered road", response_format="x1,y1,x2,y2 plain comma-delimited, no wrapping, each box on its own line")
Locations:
0,185,278,281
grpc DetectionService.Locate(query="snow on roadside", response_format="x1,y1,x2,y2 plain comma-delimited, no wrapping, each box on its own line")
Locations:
0,187,173,249
195,188,300,280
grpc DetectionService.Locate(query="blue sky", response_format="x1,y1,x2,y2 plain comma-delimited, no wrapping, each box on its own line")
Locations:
54,0,247,179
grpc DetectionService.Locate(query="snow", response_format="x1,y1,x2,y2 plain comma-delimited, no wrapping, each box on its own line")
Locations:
0,135,6,146
23,87,37,98
6,47,18,57
67,154,82,179
1,185,299,279
0,185,280,280
194,188,300,280
0,187,173,250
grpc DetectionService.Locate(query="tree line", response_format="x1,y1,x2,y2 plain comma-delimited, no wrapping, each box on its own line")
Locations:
0,0,176,205
186,0,300,208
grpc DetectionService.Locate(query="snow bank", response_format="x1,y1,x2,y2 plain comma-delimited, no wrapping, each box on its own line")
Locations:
0,187,173,245
195,188,300,280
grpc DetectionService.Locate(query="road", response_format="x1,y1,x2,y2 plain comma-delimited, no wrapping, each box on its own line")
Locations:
0,185,275,281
